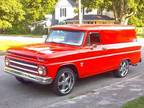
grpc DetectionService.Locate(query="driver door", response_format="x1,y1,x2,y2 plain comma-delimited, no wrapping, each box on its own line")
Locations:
80,32,112,77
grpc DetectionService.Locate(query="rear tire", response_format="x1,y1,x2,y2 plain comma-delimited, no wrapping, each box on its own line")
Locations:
52,67,76,96
15,77,31,84
113,60,129,78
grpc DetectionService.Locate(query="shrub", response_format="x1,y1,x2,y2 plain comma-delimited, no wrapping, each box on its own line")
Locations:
129,16,144,27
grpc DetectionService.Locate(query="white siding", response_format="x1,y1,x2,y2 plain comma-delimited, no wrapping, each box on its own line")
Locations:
55,0,76,22
103,10,114,18
84,8,114,18
54,0,114,23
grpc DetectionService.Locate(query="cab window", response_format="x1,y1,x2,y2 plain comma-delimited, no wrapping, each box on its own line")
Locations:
87,33,101,46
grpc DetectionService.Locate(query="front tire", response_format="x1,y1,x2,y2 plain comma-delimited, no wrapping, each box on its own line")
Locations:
113,60,129,78
52,67,76,96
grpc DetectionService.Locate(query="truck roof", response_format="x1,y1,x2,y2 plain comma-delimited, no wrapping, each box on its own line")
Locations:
51,24,135,31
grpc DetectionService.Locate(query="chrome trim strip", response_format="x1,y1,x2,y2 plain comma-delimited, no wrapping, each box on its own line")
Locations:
5,67,53,85
9,59,37,68
9,64,37,73
49,50,141,66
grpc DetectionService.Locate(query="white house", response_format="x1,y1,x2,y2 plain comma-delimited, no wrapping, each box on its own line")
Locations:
55,0,77,23
55,0,114,23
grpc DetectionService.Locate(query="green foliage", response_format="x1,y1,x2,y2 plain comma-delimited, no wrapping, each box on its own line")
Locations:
82,0,144,25
0,20,12,29
20,0,56,25
129,16,144,27
136,27,144,35
7,24,30,34
122,96,144,108
31,25,46,35
0,0,25,30
0,0,56,34
82,0,103,9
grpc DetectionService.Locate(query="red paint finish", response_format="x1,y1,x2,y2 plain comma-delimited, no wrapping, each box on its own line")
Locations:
5,24,142,81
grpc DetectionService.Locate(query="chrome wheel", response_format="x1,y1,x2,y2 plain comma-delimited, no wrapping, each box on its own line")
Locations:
113,60,129,78
58,71,75,94
52,68,76,96
119,61,129,77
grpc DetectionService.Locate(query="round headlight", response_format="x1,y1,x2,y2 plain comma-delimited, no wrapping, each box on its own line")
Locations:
38,66,46,75
5,58,9,66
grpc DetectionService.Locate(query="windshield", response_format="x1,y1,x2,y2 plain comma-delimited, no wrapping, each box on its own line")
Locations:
46,30,85,46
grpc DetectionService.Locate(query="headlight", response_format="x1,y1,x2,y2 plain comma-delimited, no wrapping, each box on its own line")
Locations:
38,66,47,75
5,58,9,66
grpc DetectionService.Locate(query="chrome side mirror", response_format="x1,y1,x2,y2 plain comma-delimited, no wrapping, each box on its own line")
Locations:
90,44,97,50
92,44,97,48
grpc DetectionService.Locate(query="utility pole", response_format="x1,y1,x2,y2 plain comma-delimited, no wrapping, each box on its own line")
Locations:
78,0,82,24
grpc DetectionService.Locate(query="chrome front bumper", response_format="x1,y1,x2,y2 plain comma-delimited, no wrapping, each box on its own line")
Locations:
4,67,53,85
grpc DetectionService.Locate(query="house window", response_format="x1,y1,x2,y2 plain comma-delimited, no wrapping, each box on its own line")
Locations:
60,8,67,17
97,9,102,15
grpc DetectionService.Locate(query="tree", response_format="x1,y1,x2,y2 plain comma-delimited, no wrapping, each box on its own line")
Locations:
6,0,56,34
81,0,144,25
81,0,103,9
111,0,142,25
20,0,56,25
0,0,25,31
81,0,111,14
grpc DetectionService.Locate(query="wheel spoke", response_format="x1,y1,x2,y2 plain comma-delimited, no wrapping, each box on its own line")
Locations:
68,79,72,89
65,75,70,82
58,80,65,86
120,61,129,77
61,73,66,79
121,70,126,76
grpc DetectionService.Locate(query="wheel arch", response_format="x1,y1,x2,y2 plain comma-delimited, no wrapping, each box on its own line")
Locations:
58,64,79,79
122,58,131,65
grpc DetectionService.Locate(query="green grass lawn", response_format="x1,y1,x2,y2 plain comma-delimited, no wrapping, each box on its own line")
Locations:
137,34,144,38
0,34,42,38
0,40,40,51
122,96,144,108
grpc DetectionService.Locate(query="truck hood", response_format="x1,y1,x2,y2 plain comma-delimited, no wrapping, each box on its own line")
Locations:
8,43,80,59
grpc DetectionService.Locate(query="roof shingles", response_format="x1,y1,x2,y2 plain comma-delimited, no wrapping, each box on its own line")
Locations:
66,15,115,21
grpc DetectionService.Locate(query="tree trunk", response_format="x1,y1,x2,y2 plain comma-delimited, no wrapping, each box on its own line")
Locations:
120,11,135,25
120,0,125,19
112,0,119,22
120,16,129,25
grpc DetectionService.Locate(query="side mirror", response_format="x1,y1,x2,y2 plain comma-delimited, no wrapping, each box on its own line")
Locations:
90,44,97,50
92,44,97,48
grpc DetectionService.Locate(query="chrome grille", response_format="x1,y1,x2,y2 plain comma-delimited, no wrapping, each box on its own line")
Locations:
8,58,38,74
